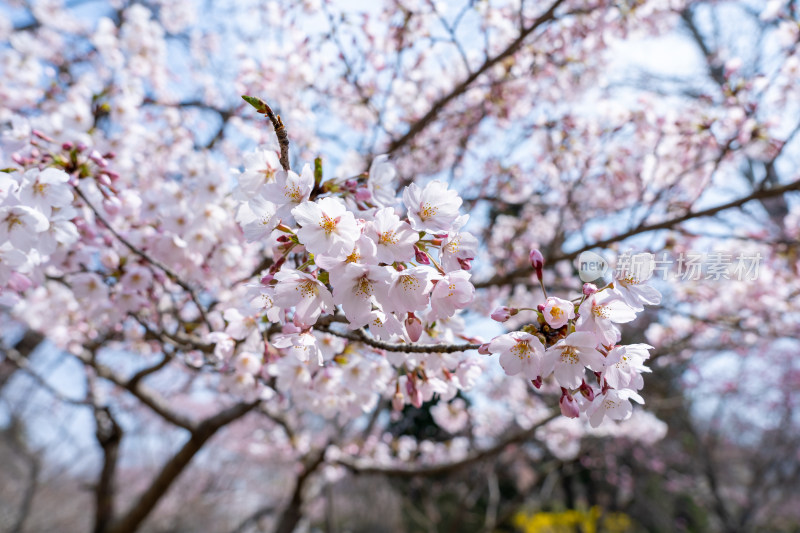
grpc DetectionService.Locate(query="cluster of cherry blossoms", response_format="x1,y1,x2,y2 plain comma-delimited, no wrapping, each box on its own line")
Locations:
486,251,662,427
205,101,482,415
0,155,80,304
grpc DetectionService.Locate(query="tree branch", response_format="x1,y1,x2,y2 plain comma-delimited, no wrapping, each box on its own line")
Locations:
242,96,290,171
386,0,566,154
322,327,482,353
106,400,260,533
273,449,327,533
339,412,557,478
73,187,212,331
476,178,800,289
93,406,123,533
76,351,196,432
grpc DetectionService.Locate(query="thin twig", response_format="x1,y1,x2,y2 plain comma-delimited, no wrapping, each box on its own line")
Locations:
242,95,290,171
322,327,481,354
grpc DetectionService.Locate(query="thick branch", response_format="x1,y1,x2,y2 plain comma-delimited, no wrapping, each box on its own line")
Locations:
339,412,557,478
76,351,195,431
94,407,123,533
106,400,260,533
386,0,565,154
273,450,327,533
476,179,800,289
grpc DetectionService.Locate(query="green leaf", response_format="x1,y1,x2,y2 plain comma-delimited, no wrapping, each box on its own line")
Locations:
314,156,323,186
241,95,268,114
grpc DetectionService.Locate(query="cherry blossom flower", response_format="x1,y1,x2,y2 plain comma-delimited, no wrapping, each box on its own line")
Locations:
488,331,546,380
440,226,478,272
332,263,391,329
431,397,469,433
234,148,282,199
386,266,435,314
542,296,576,329
235,196,278,242
18,167,72,216
576,290,637,345
272,330,323,365
365,207,418,263
0,205,49,251
587,389,645,428
314,234,377,278
612,257,663,311
0,246,28,284
601,344,653,390
367,154,398,208
429,270,474,320
262,165,314,218
541,331,603,389
403,180,462,233
273,269,334,326
292,197,360,259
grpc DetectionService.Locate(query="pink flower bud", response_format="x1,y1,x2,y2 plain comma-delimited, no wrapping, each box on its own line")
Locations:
529,248,544,280
355,187,371,202
579,380,595,401
478,343,491,355
490,306,518,322
405,314,423,342
103,170,120,182
76,142,88,152
89,150,108,167
560,388,580,418
414,246,430,265
32,129,54,142
582,283,598,296
62,142,74,150
405,376,423,408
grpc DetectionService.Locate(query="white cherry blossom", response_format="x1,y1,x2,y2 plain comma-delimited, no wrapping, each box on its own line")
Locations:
403,180,462,233
292,196,360,259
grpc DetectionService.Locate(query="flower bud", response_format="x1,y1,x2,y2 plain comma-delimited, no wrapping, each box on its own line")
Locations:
559,388,580,418
414,246,430,265
355,187,371,202
392,391,405,412
405,314,423,342
32,129,54,142
529,248,544,280
582,283,598,296
490,306,518,322
578,380,595,401
89,150,108,168
478,343,491,355
405,376,423,408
